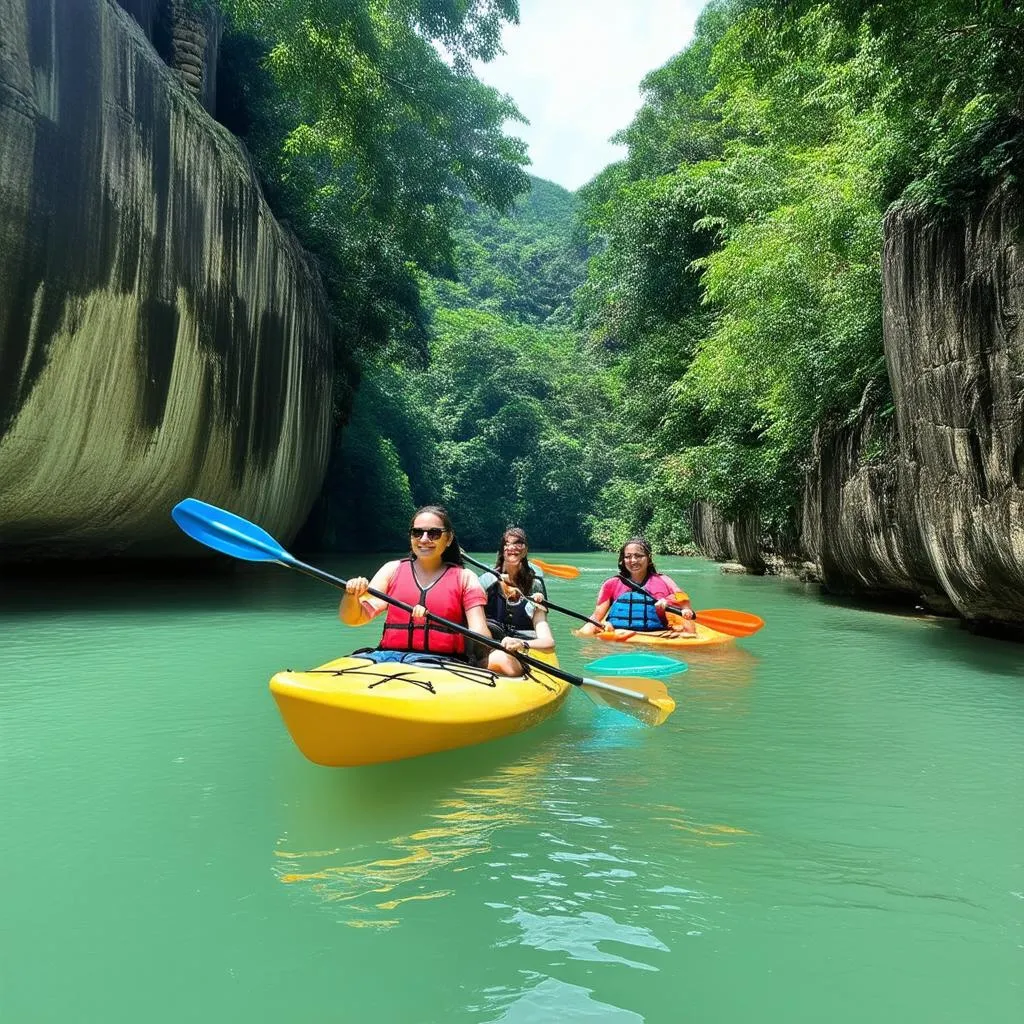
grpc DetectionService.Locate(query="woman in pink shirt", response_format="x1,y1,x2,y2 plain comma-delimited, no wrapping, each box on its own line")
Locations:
578,537,696,636
340,505,541,673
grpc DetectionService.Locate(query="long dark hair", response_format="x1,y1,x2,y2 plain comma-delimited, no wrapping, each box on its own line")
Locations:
493,526,538,592
617,536,658,580
409,505,464,567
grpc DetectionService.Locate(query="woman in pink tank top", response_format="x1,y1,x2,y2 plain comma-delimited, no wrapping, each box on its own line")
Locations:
338,506,544,674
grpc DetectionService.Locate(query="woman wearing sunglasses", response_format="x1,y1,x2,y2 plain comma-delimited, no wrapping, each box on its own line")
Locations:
339,506,543,674
577,536,696,637
476,527,556,674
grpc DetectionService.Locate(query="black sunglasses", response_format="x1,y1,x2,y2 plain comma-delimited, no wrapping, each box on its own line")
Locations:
409,527,446,541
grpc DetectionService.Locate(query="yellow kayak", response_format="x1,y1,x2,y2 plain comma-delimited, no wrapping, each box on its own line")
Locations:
594,621,736,648
269,650,571,767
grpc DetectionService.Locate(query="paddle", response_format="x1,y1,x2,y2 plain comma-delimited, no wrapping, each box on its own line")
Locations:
690,608,764,637
530,558,580,580
618,575,764,637
171,499,675,726
585,654,688,679
463,553,609,632
463,553,683,673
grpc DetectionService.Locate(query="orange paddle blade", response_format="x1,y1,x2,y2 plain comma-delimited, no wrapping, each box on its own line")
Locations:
696,609,764,637
532,557,581,579
580,676,675,726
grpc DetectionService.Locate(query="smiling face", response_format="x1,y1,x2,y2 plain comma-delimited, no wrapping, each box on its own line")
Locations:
622,542,650,580
501,531,527,569
409,512,450,561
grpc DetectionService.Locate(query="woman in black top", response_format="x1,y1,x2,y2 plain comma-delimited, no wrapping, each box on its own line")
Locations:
477,527,555,674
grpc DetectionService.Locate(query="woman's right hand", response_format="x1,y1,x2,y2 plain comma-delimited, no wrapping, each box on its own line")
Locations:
345,576,369,597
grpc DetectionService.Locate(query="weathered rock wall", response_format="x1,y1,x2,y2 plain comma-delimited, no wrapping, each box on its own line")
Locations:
691,185,1024,635
114,0,221,113
690,502,766,573
0,0,333,561
884,187,1024,632
800,393,953,612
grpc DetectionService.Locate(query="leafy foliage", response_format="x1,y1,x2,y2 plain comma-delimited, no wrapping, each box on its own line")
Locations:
317,178,605,551
409,307,606,547
575,0,1024,539
430,177,587,326
213,0,529,400
215,0,1024,554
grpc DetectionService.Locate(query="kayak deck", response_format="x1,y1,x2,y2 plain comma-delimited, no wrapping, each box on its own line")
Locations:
594,621,735,647
269,650,570,767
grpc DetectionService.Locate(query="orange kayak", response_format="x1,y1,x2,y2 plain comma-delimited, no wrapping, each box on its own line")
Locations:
594,621,736,648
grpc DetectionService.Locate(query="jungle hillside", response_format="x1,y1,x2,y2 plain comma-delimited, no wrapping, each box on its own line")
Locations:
213,0,1024,553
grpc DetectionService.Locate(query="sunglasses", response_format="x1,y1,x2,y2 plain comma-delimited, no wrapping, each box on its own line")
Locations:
409,527,446,541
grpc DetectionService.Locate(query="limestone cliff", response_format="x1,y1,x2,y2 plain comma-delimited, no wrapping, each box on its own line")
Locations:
799,391,954,614
691,185,1024,636
884,187,1024,633
0,0,332,561
115,0,222,114
690,503,766,574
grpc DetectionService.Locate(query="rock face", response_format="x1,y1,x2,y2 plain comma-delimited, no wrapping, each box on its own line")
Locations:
799,390,955,613
692,185,1024,636
0,0,332,561
690,502,766,574
108,1,222,113
885,188,1024,633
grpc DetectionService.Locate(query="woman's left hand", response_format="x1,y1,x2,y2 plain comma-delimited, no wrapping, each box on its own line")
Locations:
680,607,695,619
501,637,528,653
410,603,427,621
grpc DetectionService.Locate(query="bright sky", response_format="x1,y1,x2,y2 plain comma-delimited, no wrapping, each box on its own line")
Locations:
474,1,708,192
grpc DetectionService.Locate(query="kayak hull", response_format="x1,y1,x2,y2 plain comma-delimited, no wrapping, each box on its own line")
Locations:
595,621,736,648
269,650,570,767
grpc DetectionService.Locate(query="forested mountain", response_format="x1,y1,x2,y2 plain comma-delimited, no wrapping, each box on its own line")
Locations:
316,177,607,552
215,0,1024,556
429,176,585,326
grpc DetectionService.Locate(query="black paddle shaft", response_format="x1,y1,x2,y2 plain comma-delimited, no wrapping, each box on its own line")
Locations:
620,575,689,617
462,553,607,631
291,558,593,690
534,596,607,631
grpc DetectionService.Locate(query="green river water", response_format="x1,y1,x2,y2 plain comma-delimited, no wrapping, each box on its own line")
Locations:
1,553,1022,1022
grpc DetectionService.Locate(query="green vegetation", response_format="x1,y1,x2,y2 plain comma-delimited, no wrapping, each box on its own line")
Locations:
318,178,601,550
573,0,1024,544
214,0,529,414
209,0,1024,553
431,177,585,326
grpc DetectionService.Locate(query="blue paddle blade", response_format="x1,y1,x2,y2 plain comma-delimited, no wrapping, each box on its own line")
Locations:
585,653,688,679
171,498,290,563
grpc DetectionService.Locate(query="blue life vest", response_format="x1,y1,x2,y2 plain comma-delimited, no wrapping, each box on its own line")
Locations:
606,585,665,631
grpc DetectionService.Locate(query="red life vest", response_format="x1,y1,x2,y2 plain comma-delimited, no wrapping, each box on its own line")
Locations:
379,559,467,656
